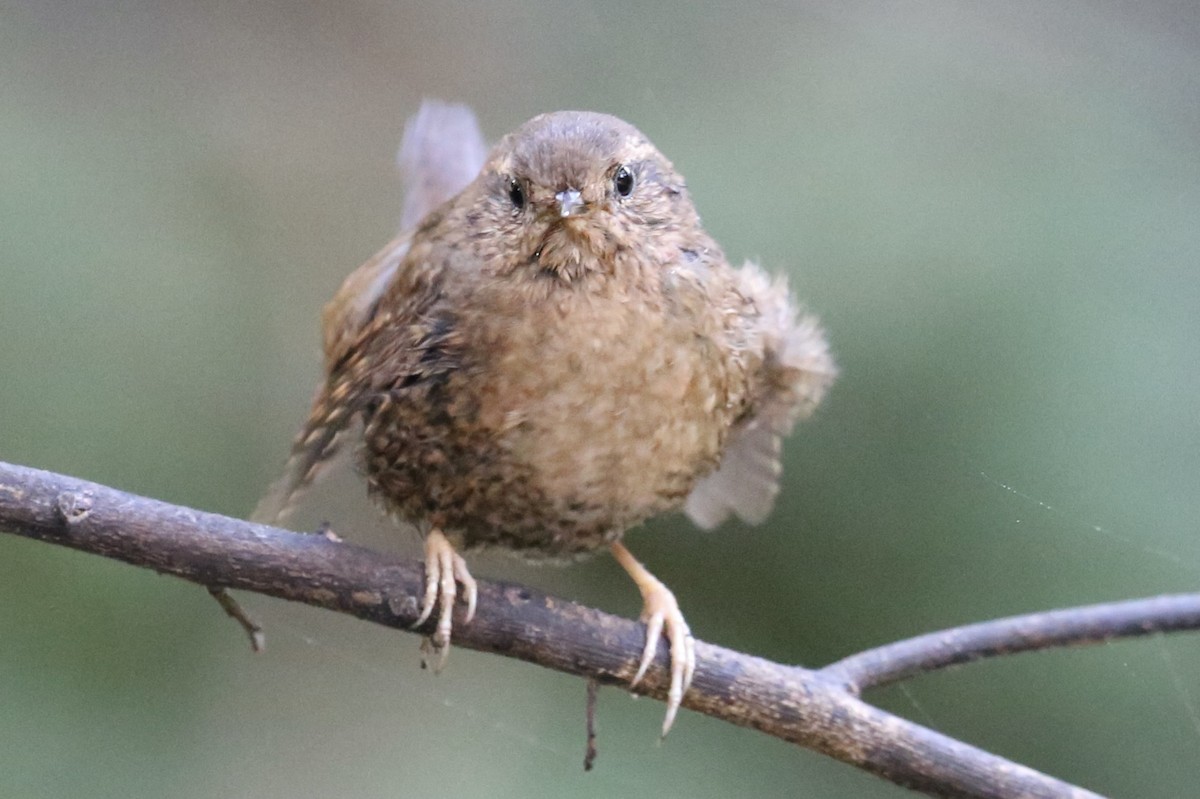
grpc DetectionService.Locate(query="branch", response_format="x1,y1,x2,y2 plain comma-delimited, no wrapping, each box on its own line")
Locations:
5,462,1192,798
821,594,1200,694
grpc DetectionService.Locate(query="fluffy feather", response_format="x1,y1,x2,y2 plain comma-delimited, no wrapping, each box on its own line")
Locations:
684,261,836,529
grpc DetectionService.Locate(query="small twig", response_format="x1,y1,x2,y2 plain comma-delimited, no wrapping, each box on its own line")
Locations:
584,677,599,771
9,461,1196,798
207,586,266,653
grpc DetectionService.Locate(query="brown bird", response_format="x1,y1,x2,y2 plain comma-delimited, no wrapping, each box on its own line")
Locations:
254,101,836,736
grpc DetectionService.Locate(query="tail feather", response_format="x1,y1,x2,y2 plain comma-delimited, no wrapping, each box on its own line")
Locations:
398,99,487,231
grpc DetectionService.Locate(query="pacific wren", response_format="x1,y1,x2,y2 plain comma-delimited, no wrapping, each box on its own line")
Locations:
255,101,836,735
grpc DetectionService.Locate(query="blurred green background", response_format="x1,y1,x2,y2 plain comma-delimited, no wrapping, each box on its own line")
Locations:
3,2,1199,797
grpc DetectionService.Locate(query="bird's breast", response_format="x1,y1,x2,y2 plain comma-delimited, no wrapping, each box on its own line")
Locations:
467,275,746,533
361,262,751,556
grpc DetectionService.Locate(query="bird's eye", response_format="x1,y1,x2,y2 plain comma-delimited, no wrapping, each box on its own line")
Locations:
613,165,635,197
507,178,526,210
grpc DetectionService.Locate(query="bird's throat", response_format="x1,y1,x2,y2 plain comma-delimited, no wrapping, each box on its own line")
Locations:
533,220,611,281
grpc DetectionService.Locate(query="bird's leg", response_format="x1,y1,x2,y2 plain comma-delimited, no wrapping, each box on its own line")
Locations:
609,540,696,737
413,528,477,669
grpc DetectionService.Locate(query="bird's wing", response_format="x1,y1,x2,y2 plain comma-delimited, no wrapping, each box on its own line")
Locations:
684,262,836,530
251,235,440,526
253,100,484,526
249,376,359,526
322,100,486,372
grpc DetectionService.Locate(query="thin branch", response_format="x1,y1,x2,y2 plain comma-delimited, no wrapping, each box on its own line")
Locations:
7,461,1185,798
821,594,1200,694
207,586,266,652
584,677,600,771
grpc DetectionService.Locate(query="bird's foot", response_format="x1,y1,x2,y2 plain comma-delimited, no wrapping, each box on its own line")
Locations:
632,579,696,737
412,528,477,670
610,541,697,737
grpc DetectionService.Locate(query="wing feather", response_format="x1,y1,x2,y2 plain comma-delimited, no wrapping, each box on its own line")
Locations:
684,262,836,529
253,99,484,524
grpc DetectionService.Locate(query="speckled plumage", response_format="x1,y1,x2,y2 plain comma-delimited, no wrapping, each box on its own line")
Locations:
255,104,835,733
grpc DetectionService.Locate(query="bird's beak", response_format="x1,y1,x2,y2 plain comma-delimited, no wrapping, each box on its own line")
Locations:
555,188,585,218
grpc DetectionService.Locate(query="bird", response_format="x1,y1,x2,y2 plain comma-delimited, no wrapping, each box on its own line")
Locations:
253,100,836,736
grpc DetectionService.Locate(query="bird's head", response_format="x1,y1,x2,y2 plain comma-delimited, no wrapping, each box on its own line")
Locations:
462,111,701,282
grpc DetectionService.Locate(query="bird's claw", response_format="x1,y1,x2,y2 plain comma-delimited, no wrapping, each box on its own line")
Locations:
630,581,696,737
611,540,696,737
413,529,477,669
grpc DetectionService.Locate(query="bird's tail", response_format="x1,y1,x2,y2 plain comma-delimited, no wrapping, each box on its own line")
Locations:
398,99,487,231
